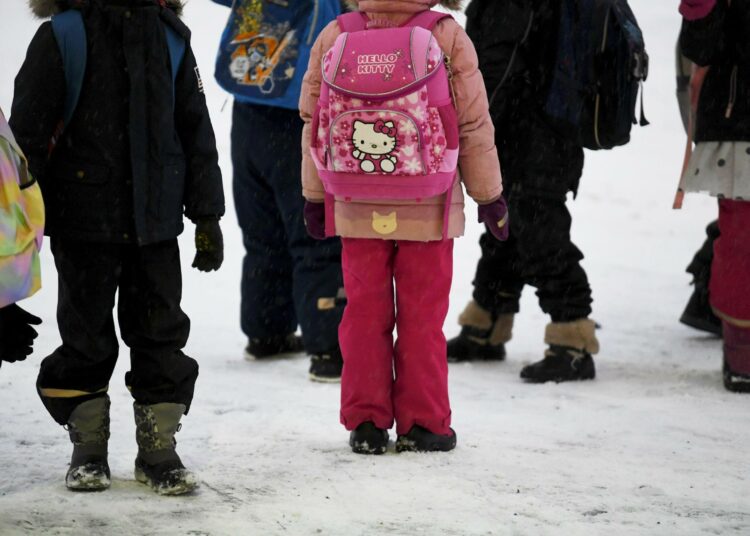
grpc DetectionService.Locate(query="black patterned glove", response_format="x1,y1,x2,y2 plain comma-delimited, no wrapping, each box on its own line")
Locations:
192,218,224,272
0,304,42,365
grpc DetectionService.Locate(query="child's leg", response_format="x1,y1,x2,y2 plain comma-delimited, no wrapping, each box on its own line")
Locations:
339,238,396,431
709,199,750,322
392,240,453,436
232,103,298,346
260,108,344,356
117,240,196,410
36,238,120,424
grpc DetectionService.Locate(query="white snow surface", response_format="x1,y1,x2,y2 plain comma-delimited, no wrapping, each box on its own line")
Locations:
0,2,747,535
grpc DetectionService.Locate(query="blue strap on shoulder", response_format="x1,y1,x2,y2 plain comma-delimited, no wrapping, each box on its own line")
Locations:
51,10,87,129
163,23,186,95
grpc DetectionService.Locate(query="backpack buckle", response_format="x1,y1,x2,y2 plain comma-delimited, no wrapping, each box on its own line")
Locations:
632,51,649,82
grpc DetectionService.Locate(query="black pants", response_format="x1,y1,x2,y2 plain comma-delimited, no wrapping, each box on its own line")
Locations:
232,102,343,353
37,238,197,424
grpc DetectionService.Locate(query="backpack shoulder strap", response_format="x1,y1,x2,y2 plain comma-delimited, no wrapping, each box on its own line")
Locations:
405,10,452,31
162,22,186,85
336,12,368,32
51,10,87,129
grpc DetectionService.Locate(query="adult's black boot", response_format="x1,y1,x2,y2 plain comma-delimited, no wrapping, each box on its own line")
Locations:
66,396,111,491
520,319,599,383
134,403,198,496
446,301,512,362
679,286,722,336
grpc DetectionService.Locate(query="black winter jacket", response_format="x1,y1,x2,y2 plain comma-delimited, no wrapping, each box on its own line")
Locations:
680,0,750,143
465,0,583,196
10,0,225,245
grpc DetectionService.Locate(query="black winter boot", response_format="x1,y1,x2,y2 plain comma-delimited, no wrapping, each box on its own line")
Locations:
520,319,599,383
66,396,111,491
396,425,456,453
520,346,596,383
309,347,343,383
446,301,512,362
134,403,198,496
349,422,389,455
680,286,722,336
244,333,304,360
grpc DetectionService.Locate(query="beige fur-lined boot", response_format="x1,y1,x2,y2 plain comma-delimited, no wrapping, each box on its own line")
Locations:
520,319,599,383
446,300,514,362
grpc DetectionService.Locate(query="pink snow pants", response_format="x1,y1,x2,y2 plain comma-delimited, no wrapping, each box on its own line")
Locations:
339,238,453,436
710,199,750,322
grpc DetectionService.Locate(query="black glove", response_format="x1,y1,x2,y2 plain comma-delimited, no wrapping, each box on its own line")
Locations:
192,218,224,272
0,304,42,365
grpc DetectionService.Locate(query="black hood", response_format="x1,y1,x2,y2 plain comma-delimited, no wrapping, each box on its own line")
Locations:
29,0,185,18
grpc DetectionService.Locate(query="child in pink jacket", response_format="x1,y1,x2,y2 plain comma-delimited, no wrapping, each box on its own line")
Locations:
300,0,506,453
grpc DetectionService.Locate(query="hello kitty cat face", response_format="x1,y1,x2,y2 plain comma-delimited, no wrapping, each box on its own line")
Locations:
352,120,397,156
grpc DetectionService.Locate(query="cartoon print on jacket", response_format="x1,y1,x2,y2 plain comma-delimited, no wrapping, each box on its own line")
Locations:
351,120,398,173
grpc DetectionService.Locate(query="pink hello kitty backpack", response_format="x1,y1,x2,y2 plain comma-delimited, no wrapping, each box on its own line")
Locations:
310,10,460,238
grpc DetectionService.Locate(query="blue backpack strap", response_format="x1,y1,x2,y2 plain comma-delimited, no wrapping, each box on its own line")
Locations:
162,22,186,100
51,10,87,129
336,12,368,32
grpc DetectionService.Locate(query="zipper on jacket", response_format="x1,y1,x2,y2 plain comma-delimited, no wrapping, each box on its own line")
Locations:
487,10,534,111
725,64,738,119
307,0,320,45
593,7,611,149
444,56,457,105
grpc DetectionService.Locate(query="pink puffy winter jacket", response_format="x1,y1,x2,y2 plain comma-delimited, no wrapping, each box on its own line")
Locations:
300,0,503,241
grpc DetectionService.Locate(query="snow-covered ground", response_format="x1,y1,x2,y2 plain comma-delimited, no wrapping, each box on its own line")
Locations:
0,1,747,535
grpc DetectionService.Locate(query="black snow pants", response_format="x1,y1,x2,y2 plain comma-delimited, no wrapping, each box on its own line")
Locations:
471,120,593,323
37,238,197,424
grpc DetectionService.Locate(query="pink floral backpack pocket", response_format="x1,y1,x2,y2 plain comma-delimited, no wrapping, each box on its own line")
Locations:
310,10,459,238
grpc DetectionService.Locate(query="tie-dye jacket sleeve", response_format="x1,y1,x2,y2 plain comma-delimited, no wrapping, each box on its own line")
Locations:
0,128,44,309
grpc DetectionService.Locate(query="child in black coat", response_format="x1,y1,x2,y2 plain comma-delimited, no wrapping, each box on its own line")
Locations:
11,0,225,494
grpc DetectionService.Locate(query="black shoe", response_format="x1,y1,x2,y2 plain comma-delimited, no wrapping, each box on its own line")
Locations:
309,348,343,383
349,422,389,455
244,333,304,360
447,326,506,363
520,345,596,383
680,288,722,336
723,359,750,393
395,425,457,452
135,457,198,496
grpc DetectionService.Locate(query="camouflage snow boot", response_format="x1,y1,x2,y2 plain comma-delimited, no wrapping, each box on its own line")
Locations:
133,403,198,496
66,396,111,491
446,301,513,362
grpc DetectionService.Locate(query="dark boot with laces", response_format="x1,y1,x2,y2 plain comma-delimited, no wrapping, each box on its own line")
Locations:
134,402,197,496
349,422,389,455
446,301,513,362
309,347,343,383
520,345,596,383
520,319,599,383
66,396,111,491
